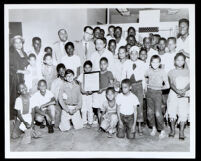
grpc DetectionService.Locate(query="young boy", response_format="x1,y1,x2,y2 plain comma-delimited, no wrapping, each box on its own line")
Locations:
151,34,161,51
100,87,118,138
24,54,43,95
44,47,53,54
108,39,117,59
158,38,167,58
125,43,132,59
92,57,114,127
139,48,148,63
31,80,56,133
14,83,41,144
106,25,115,42
77,60,94,129
58,69,83,131
50,63,66,128
61,42,81,78
116,79,139,139
42,53,57,90
122,46,147,135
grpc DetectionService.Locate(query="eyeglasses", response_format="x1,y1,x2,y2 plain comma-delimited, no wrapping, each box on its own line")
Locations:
85,31,93,36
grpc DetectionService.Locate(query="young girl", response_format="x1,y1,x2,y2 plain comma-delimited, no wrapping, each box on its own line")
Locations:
167,53,190,140
100,87,118,138
14,83,41,144
24,54,43,95
145,55,170,139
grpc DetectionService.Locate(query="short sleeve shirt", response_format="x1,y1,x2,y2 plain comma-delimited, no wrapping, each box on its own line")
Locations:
61,55,81,77
116,93,139,115
168,68,190,90
30,90,54,108
15,96,32,114
50,78,65,100
101,101,117,114
100,71,114,89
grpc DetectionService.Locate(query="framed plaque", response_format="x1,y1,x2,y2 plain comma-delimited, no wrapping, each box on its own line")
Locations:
83,71,100,92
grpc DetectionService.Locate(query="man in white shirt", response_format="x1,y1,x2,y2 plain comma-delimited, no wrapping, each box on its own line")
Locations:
52,29,68,65
114,26,127,51
90,37,115,73
61,42,81,77
74,26,96,70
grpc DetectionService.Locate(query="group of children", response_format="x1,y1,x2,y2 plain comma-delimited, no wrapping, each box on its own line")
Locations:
12,19,190,144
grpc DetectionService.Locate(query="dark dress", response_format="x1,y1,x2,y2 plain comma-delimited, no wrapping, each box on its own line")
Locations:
9,47,29,120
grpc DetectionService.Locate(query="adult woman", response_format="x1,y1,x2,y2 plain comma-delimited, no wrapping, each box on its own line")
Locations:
10,35,29,120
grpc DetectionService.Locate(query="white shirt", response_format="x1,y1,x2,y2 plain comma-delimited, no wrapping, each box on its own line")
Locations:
30,90,54,108
116,37,127,51
15,96,33,114
176,36,190,54
61,55,81,77
90,49,115,73
116,93,139,115
160,51,177,73
146,48,158,67
24,64,43,90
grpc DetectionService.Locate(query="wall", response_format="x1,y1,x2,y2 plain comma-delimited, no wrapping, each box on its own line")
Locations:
87,9,106,25
110,14,138,24
9,9,88,52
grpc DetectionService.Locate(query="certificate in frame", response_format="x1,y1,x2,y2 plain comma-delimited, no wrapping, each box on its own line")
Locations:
83,71,100,92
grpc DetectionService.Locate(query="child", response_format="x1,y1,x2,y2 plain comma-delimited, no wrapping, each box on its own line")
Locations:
123,46,147,135
108,39,117,59
100,87,118,138
14,83,41,144
167,53,189,140
50,63,66,128
58,69,83,131
116,79,139,139
93,27,101,42
161,37,177,73
145,55,170,139
61,42,81,78
92,57,114,128
139,48,148,63
151,34,161,51
114,46,129,82
125,43,132,59
106,25,115,41
100,29,105,38
158,38,167,58
31,79,56,133
44,46,53,54
24,54,43,95
77,61,94,129
42,53,57,90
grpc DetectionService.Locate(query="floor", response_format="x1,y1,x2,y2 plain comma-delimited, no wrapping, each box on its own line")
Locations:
10,123,190,152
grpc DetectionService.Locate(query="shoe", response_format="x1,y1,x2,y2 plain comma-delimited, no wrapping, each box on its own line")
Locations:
48,124,54,133
107,133,113,138
150,127,157,136
86,124,92,129
159,130,166,139
93,120,98,125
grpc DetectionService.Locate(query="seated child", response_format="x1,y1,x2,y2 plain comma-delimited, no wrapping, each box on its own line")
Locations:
42,53,57,90
31,79,56,133
77,60,94,128
24,54,43,95
92,57,114,128
145,55,170,139
100,87,118,138
116,79,139,139
167,53,190,140
50,63,66,128
58,69,83,131
14,83,41,144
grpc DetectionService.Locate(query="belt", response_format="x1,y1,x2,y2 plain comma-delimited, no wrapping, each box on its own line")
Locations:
66,104,77,106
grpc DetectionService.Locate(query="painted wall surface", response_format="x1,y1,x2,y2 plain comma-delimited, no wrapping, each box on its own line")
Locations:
87,9,106,25
9,9,88,52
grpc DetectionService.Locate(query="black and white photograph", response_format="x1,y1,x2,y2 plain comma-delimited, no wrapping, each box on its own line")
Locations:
4,4,195,158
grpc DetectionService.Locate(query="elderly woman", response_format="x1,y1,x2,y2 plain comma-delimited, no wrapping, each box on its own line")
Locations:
10,35,29,121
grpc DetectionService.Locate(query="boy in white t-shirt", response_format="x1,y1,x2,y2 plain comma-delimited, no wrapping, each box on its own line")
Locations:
61,42,81,78
31,79,56,133
116,79,140,139
77,60,94,128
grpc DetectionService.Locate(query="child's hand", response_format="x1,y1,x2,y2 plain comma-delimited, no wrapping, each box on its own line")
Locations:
24,122,31,129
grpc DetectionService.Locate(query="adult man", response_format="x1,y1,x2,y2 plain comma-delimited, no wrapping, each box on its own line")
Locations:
52,29,68,65
74,26,96,70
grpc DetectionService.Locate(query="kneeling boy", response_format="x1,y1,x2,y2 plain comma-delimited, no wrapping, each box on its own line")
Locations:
58,69,83,131
116,79,139,139
31,79,56,133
